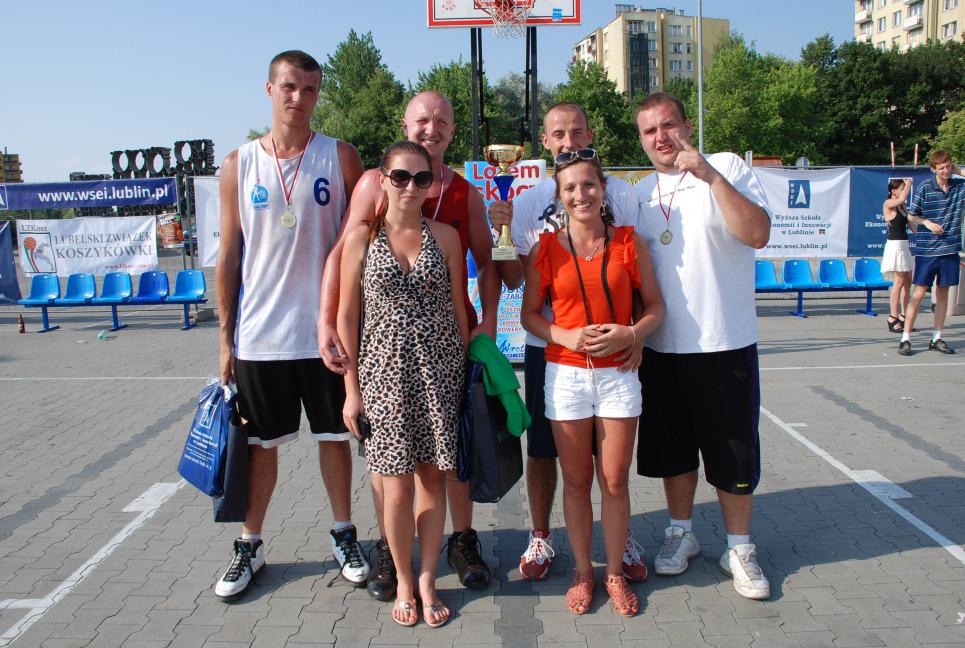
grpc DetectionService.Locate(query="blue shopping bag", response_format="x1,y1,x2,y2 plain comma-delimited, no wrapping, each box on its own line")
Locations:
178,380,237,496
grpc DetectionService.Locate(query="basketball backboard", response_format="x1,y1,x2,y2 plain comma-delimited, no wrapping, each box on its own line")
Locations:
427,0,581,28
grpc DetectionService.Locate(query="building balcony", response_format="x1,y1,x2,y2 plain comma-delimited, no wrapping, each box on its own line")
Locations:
855,9,872,22
904,14,922,29
859,32,873,42
902,0,921,5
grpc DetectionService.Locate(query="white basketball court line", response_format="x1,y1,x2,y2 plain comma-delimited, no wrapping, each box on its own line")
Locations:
761,406,965,568
0,482,185,647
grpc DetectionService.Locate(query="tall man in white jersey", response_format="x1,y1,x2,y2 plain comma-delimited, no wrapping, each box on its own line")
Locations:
318,91,500,599
489,102,649,583
214,50,369,600
633,93,772,600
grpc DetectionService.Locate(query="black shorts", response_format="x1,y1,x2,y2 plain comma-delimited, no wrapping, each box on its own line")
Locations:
523,345,557,459
636,345,761,495
235,358,348,448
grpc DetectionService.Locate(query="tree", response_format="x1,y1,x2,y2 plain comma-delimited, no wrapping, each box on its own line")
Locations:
553,61,639,165
247,128,267,142
490,72,556,153
930,109,965,161
311,30,405,167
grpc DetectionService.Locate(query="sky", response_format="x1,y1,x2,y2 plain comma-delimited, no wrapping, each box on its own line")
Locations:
1,1,853,183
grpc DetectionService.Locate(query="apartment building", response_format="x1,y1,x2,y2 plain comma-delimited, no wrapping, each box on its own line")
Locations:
572,4,729,97
854,0,964,51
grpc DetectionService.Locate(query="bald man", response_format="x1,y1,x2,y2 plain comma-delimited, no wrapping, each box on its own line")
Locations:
318,91,499,600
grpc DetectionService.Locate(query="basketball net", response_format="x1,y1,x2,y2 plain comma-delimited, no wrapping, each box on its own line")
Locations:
477,0,534,38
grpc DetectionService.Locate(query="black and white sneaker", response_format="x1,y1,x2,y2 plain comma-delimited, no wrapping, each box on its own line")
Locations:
330,526,370,586
214,538,265,600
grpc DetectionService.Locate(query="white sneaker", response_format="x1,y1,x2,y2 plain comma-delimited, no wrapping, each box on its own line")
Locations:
330,525,370,586
214,538,265,600
622,530,649,582
719,543,770,600
653,526,700,576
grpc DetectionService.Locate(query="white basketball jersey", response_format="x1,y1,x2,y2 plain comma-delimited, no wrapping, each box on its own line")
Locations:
234,133,345,360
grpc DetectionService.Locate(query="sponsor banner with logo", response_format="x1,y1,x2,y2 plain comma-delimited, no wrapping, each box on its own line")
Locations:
0,222,22,304
15,217,157,277
193,177,221,268
0,179,177,210
846,167,934,258
464,159,547,362
157,211,184,248
754,168,850,259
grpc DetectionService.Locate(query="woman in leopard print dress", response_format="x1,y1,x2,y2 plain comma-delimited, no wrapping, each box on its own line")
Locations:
337,141,468,628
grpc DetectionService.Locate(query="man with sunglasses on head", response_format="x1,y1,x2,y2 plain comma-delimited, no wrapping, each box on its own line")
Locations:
488,102,649,584
319,91,500,600
633,92,772,600
214,50,369,601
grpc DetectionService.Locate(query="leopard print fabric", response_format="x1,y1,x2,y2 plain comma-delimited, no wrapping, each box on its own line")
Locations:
359,220,465,475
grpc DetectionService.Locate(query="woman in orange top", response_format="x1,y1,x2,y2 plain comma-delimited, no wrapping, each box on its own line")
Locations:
521,151,665,617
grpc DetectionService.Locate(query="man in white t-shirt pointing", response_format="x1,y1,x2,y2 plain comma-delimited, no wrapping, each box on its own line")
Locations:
633,92,773,600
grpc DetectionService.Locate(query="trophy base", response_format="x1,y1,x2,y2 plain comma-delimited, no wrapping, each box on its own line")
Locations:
491,246,518,261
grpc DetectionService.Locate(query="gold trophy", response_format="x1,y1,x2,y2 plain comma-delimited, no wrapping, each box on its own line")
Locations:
484,144,525,261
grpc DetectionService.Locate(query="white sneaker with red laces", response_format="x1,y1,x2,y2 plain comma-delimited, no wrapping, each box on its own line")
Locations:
622,530,649,582
519,531,555,580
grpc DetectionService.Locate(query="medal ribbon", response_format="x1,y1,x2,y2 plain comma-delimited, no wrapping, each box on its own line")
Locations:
655,171,688,231
271,131,315,210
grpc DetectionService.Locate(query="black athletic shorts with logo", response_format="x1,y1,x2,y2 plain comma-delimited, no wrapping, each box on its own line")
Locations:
636,344,761,495
235,358,349,448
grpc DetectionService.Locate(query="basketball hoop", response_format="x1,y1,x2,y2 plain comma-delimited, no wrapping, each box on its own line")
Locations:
475,0,534,38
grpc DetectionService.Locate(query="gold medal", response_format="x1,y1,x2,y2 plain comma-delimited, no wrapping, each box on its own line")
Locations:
660,229,673,245
281,209,297,229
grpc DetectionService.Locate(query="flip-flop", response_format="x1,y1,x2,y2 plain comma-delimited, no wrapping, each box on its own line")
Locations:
392,598,418,627
422,601,450,628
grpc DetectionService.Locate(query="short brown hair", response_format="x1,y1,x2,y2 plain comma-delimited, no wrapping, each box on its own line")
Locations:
635,92,687,122
929,149,951,168
543,102,590,130
269,50,322,82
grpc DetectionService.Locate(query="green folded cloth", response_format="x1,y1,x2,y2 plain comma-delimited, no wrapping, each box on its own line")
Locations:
467,333,531,437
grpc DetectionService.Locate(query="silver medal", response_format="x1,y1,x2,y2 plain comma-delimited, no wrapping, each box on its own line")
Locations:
281,209,297,229
660,229,673,245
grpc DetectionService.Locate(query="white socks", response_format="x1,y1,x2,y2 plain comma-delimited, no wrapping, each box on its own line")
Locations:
670,518,693,533
727,533,751,549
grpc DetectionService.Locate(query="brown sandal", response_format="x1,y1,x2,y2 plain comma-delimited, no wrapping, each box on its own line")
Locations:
604,574,639,617
566,570,594,615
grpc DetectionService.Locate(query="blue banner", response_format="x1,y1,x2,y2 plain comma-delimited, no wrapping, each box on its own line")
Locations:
0,222,22,304
847,167,934,258
0,178,177,210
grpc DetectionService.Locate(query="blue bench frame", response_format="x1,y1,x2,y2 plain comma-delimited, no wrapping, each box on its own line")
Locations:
19,270,206,332
755,258,892,318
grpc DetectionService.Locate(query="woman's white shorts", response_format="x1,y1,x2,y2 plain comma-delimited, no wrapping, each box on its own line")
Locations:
544,362,642,421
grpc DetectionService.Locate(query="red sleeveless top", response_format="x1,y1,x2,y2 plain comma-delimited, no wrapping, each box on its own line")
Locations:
421,171,479,329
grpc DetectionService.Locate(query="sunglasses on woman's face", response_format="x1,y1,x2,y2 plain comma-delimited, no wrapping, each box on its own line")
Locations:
382,168,434,189
554,148,598,168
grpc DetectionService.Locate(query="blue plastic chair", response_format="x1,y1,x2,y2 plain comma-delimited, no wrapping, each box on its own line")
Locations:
129,271,169,304
91,272,133,331
818,259,860,289
853,258,893,317
781,260,823,317
754,260,784,291
167,270,207,329
55,273,96,305
18,274,61,332
853,258,892,289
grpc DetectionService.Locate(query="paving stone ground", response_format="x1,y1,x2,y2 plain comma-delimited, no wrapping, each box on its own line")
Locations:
0,289,963,647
